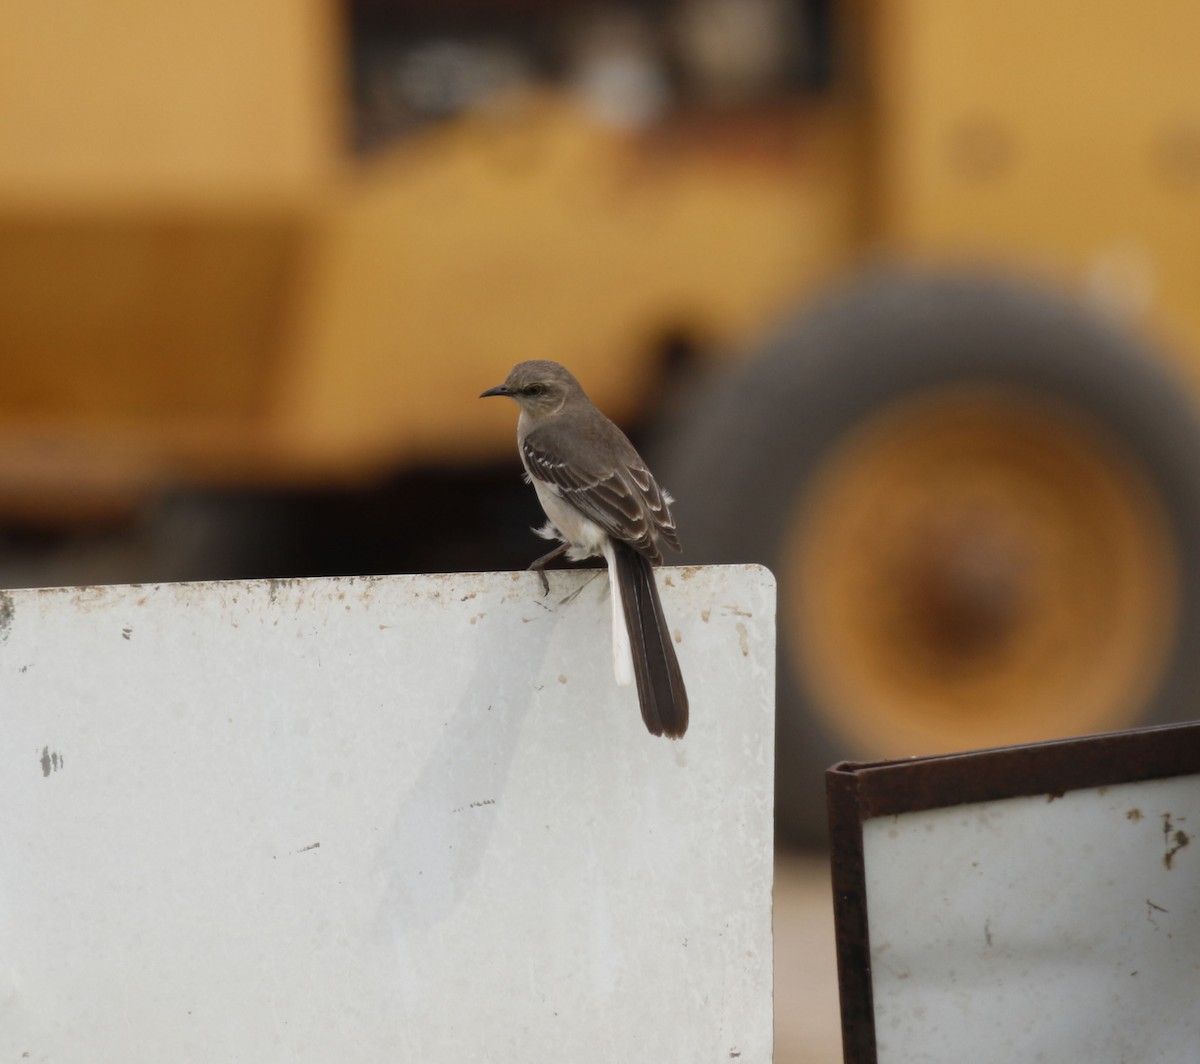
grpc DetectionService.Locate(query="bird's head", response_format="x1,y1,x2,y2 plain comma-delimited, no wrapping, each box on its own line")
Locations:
480,360,582,420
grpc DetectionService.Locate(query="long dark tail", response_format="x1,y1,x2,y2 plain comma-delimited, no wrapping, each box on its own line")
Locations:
612,542,689,739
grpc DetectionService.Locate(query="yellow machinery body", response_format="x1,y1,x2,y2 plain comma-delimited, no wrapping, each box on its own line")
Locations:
5,2,1198,512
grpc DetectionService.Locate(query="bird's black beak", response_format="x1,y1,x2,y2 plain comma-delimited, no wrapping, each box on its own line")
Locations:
479,384,510,399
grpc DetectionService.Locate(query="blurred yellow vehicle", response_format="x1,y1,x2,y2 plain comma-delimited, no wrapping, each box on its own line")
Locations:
4,0,1200,838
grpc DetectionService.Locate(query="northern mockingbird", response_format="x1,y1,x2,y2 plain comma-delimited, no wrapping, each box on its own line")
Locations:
481,360,689,739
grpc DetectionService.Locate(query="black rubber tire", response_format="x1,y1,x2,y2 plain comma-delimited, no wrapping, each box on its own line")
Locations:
656,268,1200,845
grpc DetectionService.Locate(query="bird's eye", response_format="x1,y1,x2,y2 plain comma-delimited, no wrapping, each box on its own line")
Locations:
524,384,545,397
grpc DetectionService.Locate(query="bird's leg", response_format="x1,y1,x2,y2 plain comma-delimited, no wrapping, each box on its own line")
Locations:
528,542,571,596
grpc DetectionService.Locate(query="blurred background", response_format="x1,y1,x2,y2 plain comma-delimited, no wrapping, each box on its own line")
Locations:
5,1,1200,1057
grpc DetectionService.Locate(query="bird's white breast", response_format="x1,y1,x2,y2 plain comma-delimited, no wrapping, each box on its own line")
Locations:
532,479,608,560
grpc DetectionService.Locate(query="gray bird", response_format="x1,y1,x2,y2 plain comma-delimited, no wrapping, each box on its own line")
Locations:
481,360,688,738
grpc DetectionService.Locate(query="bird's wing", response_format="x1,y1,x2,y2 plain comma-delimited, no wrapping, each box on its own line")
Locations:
522,425,679,561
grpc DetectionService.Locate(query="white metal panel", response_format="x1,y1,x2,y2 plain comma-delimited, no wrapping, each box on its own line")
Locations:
863,773,1200,1063
0,564,775,1062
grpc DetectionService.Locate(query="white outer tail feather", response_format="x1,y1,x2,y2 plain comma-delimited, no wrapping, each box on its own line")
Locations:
602,540,635,686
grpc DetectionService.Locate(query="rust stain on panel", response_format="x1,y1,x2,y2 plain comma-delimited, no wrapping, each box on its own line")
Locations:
40,746,64,777
0,590,13,643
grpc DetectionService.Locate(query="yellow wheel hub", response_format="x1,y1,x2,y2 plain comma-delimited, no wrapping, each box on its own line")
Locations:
786,386,1179,757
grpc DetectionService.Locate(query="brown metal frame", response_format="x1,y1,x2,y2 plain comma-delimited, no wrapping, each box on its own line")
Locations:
825,719,1200,1063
